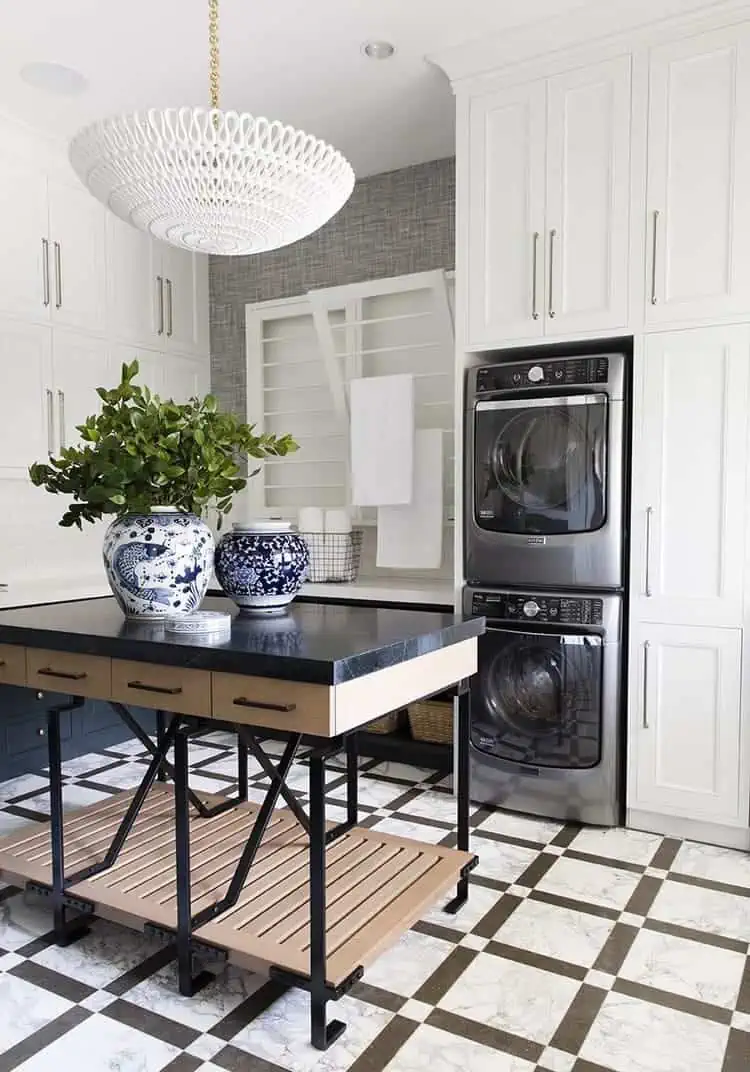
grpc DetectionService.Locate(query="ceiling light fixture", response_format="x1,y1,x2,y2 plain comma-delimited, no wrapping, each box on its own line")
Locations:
362,41,395,60
68,0,354,256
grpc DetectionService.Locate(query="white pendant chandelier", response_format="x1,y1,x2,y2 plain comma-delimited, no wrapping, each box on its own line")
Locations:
68,0,355,255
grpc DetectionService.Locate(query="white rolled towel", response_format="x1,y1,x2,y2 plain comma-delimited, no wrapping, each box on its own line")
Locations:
325,509,353,581
298,507,326,582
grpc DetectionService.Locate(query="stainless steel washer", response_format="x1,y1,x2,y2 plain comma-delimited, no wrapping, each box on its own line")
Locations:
464,586,623,827
465,353,626,591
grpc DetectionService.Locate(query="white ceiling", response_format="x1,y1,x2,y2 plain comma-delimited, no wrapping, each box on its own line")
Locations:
0,0,593,177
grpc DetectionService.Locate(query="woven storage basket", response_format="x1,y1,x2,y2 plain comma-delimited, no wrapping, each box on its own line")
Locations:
408,700,453,744
366,711,400,735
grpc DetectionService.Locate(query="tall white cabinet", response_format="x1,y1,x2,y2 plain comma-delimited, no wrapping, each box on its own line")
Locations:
0,118,210,600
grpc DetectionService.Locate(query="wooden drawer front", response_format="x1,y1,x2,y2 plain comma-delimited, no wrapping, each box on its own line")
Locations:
0,644,27,687
26,649,111,699
212,673,333,735
112,660,211,716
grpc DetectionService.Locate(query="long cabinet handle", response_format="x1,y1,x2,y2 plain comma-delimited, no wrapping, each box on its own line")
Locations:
650,210,660,305
548,229,557,319
57,390,66,451
37,667,87,681
645,506,654,597
232,697,297,713
46,388,54,457
53,241,62,309
156,275,164,335
41,238,50,307
531,232,540,320
127,680,183,695
165,278,173,337
642,640,651,729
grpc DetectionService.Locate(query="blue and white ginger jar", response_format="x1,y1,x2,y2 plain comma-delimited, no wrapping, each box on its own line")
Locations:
102,508,214,619
214,520,309,613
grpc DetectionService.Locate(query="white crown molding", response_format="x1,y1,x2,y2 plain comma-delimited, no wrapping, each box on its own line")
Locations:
428,0,750,85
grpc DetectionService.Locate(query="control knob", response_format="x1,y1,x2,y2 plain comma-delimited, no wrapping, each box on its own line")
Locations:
528,365,545,384
523,600,540,618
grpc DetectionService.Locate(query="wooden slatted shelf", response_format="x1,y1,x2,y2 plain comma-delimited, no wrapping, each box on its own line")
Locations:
0,786,472,987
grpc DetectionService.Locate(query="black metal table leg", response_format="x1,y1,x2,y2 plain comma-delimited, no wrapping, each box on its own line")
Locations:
346,734,358,828
309,751,346,1050
155,710,167,782
445,681,471,914
237,734,248,803
46,700,90,945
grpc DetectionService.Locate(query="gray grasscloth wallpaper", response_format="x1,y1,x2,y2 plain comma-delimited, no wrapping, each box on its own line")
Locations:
209,156,455,418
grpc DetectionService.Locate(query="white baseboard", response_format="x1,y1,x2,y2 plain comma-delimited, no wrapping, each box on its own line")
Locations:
627,808,750,850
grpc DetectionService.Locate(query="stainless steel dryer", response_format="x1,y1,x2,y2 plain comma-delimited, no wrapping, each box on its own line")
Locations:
464,586,622,827
465,353,626,590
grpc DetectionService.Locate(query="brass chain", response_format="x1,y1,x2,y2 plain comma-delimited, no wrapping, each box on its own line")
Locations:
209,0,220,109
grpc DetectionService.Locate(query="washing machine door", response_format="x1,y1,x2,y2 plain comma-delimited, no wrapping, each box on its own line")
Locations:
472,626,603,769
474,394,607,535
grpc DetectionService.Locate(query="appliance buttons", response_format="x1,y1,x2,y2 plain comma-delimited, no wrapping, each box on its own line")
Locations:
528,365,544,383
512,372,522,384
523,600,540,618
555,368,564,380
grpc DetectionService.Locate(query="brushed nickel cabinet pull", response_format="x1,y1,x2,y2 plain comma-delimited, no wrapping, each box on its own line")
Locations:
156,275,164,335
650,210,660,305
645,506,654,597
46,388,54,457
548,228,557,319
127,680,183,695
165,278,173,337
53,241,62,309
58,390,66,451
37,667,87,681
233,697,297,713
41,238,50,307
531,231,540,320
642,640,651,729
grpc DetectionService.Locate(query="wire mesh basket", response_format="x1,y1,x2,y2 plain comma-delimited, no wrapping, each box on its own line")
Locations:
301,529,364,583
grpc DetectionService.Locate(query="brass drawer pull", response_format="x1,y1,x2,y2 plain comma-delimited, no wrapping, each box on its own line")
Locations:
37,667,87,681
127,680,183,695
233,697,297,713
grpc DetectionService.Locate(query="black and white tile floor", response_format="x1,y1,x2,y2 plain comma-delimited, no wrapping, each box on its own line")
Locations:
0,733,749,1071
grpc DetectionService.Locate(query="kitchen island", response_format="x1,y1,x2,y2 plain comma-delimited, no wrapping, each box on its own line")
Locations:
0,597,483,1050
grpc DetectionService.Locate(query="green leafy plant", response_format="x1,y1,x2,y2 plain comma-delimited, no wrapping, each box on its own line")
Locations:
29,360,298,528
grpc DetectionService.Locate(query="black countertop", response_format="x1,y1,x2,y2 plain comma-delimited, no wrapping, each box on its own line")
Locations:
0,596,484,685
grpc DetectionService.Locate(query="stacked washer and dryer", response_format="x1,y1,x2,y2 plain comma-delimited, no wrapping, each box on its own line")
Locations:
464,352,627,826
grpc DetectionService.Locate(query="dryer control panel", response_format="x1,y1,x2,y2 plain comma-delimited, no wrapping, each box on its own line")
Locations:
471,591,604,626
476,356,609,394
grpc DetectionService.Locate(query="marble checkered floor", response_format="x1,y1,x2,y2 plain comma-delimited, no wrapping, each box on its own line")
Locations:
0,734,749,1071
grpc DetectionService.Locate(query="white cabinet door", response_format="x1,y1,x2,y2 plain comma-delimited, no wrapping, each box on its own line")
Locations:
112,344,163,397
48,179,107,334
52,332,112,451
158,244,205,355
631,327,750,627
161,353,207,403
0,160,50,323
629,622,743,822
0,320,53,476
106,216,157,346
467,81,546,347
545,56,631,334
646,24,750,324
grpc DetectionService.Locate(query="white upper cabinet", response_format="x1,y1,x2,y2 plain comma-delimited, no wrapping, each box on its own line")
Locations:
153,244,208,357
545,56,631,334
106,216,157,346
465,56,632,348
467,81,546,347
0,320,52,476
47,179,107,335
0,159,49,323
646,24,750,325
631,326,750,628
629,622,743,823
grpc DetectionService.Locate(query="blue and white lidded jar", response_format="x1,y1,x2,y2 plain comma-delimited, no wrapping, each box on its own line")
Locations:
214,520,309,613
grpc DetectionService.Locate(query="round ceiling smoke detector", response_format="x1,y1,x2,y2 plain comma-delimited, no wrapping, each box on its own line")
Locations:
20,62,88,96
362,41,395,60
